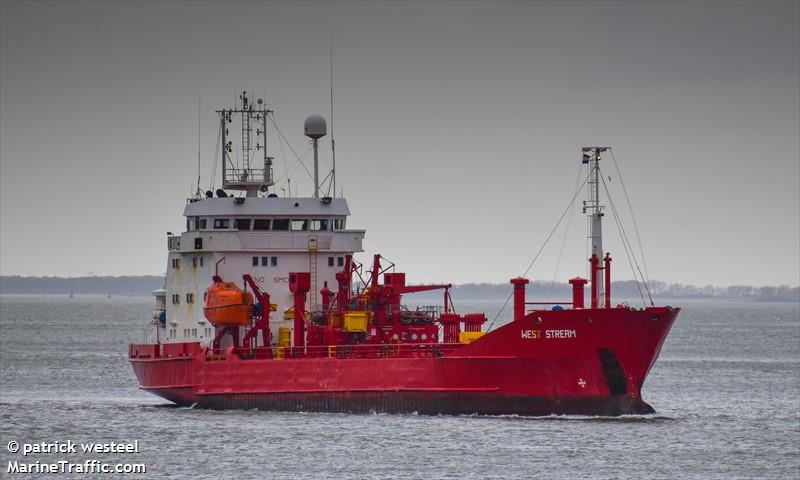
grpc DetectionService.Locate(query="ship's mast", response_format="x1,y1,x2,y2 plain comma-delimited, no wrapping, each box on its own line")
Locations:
218,91,274,197
582,146,609,304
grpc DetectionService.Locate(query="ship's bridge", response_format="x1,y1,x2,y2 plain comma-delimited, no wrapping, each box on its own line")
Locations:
175,196,362,253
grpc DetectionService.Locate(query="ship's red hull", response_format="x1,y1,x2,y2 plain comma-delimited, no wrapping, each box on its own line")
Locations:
129,306,678,415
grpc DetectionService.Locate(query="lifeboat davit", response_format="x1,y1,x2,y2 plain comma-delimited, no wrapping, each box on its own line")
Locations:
203,280,254,326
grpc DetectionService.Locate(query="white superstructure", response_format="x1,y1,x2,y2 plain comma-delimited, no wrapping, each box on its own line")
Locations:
154,92,364,346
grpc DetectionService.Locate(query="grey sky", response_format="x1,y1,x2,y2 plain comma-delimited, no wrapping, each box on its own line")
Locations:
1,1,798,287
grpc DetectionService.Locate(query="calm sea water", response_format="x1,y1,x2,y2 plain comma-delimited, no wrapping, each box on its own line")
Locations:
1,295,798,479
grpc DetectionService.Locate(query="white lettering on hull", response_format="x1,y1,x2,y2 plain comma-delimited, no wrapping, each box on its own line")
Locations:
545,329,577,339
520,329,577,339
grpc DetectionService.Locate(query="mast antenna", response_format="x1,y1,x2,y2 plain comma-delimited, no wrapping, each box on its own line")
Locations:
217,91,274,197
196,96,202,198
330,31,336,199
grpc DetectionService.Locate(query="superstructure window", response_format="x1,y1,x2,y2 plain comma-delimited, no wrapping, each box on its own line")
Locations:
213,218,230,229
234,218,251,230
291,220,308,231
252,256,258,266
186,293,194,304
338,256,344,267
271,256,278,267
253,219,270,231
192,257,198,268
172,258,180,269
310,219,328,231
198,218,207,229
261,256,269,266
272,219,289,231
328,256,334,267
171,294,180,304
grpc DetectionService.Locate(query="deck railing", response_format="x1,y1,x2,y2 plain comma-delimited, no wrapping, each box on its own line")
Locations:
209,342,464,361
131,342,466,361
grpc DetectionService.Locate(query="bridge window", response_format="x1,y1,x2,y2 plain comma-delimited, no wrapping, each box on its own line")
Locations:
253,219,270,231
333,218,345,230
272,219,289,231
234,218,251,230
213,218,230,229
291,219,308,231
198,218,207,229
310,219,328,231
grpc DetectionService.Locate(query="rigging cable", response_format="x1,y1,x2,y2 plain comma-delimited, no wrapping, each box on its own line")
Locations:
267,113,314,181
486,169,593,331
272,112,291,196
610,149,650,285
546,165,583,300
600,173,653,306
209,120,221,191
275,146,312,184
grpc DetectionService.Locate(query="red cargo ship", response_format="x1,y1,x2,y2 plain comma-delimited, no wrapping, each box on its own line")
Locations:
129,93,679,415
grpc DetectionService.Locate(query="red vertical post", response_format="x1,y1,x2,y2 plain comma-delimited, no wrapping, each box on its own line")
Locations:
590,254,599,309
569,277,587,309
321,281,333,315
371,254,381,288
289,272,311,348
293,293,305,348
510,277,529,321
604,253,612,309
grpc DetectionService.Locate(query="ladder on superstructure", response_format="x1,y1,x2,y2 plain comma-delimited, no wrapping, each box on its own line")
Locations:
308,236,319,312
241,103,252,172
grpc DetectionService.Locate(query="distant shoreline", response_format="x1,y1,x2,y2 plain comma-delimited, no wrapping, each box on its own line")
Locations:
1,276,797,302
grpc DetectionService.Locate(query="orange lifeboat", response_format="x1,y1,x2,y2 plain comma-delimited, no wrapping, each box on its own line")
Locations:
203,280,254,326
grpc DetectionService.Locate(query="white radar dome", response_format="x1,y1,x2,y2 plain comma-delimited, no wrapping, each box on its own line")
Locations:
304,114,327,139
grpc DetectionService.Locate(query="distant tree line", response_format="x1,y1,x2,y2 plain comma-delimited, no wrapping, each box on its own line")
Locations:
432,280,800,303
1,276,797,302
0,276,165,295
